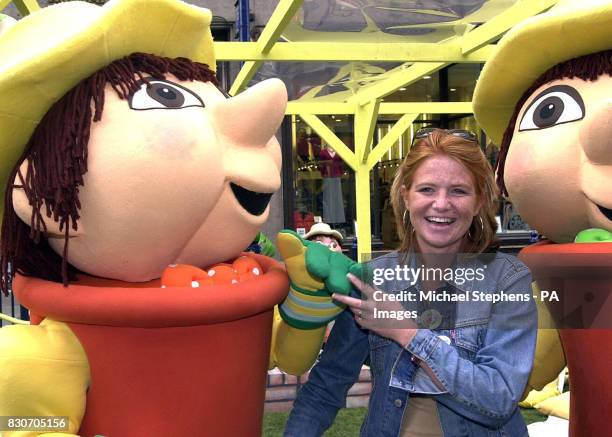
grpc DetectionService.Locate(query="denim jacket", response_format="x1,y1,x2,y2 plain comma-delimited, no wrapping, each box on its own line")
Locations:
285,251,537,437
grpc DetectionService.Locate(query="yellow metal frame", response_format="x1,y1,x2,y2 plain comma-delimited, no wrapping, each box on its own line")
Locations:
216,42,494,63
0,0,39,15
220,0,558,260
1,0,557,260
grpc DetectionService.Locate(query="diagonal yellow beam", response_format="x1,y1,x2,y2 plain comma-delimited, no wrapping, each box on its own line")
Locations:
286,101,473,115
229,61,260,96
215,42,494,63
351,62,448,106
379,102,473,114
286,102,354,115
354,100,380,164
6,0,39,15
229,0,303,95
366,113,418,169
461,0,558,54
299,113,357,171
257,0,304,53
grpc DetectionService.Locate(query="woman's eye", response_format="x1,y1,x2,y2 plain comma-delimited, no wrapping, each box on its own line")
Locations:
418,187,434,193
130,80,204,110
518,84,584,131
452,188,468,195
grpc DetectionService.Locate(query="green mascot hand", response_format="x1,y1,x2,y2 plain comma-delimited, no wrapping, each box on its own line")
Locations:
575,228,612,243
277,230,365,329
304,241,366,295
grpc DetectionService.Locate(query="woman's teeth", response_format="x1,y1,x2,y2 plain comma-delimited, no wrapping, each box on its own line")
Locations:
426,217,455,224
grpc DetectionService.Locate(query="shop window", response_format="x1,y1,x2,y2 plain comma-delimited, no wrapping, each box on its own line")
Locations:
290,116,356,242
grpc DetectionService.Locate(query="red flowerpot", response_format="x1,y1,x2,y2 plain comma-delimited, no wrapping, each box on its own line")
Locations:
519,242,612,437
14,254,289,437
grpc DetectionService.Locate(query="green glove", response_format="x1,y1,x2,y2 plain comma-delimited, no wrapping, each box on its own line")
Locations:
277,230,365,330
575,228,612,243
304,239,366,295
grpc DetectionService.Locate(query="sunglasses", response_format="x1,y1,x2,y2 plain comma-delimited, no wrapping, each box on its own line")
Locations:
412,128,478,145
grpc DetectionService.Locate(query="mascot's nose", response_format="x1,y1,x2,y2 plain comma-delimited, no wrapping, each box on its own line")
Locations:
580,101,612,164
209,78,288,148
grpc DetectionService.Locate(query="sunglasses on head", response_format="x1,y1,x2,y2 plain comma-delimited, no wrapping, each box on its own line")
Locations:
412,128,478,145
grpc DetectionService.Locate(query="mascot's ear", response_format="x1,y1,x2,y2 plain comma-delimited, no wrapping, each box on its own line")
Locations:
11,161,79,237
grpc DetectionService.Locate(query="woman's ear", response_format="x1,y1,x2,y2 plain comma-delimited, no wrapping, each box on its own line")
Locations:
400,184,410,210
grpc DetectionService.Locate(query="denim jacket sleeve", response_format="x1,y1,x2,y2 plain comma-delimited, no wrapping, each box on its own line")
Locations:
404,260,537,429
284,308,369,437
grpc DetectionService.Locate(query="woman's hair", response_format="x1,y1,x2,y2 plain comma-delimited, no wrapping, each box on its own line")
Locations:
0,52,217,295
390,129,499,255
496,49,612,196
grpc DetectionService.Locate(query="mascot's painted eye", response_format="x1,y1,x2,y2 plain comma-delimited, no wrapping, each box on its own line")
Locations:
518,84,585,131
129,79,204,110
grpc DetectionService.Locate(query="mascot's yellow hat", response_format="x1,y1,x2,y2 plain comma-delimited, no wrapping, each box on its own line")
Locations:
473,0,612,145
0,0,215,212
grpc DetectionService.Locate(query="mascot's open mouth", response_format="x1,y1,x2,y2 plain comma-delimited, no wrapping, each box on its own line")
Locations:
597,204,612,221
230,183,272,216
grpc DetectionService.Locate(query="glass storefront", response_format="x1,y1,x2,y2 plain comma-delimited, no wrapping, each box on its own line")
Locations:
291,116,356,242
284,63,534,253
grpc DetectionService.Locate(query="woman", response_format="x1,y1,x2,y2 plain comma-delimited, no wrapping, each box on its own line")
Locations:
285,129,537,436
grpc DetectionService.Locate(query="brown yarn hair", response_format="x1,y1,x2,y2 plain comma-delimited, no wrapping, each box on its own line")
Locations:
1,52,217,295
390,130,499,256
496,49,612,196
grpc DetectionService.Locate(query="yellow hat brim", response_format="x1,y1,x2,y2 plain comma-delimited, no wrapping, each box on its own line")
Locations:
0,0,215,216
473,0,612,145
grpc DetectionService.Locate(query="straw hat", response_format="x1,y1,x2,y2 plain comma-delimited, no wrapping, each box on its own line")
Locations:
473,0,612,145
304,223,343,243
0,0,215,214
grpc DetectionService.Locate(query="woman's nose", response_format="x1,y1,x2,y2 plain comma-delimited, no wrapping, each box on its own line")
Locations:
432,192,450,210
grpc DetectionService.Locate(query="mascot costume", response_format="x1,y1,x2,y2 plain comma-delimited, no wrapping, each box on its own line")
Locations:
0,0,357,435
473,0,611,435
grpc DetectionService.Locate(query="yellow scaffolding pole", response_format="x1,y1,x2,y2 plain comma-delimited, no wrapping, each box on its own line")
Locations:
215,42,494,63
298,114,357,171
379,102,473,115
353,101,380,259
229,0,303,95
1,0,39,15
351,62,448,106
367,113,418,170
355,101,380,164
286,101,473,115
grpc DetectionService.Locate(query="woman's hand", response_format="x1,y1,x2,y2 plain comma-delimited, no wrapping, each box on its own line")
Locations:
332,273,418,348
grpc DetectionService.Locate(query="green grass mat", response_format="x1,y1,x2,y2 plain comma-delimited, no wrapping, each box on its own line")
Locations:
263,407,548,436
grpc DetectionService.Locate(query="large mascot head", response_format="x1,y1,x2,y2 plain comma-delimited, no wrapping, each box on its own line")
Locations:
473,0,611,243
0,0,287,293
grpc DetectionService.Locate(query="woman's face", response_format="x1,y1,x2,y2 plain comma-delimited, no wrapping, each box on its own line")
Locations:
401,154,482,254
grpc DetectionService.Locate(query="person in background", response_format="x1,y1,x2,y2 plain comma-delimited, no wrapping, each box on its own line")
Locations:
304,222,344,253
285,129,537,437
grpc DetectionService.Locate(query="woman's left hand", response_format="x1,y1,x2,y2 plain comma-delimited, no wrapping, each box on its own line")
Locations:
333,273,418,348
